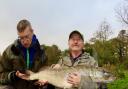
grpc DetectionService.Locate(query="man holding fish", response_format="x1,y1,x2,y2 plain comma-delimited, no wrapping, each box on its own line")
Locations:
52,30,98,89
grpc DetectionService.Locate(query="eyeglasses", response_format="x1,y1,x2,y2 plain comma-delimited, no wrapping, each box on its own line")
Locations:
18,34,32,42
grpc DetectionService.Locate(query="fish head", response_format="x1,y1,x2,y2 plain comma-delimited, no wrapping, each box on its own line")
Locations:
94,68,116,83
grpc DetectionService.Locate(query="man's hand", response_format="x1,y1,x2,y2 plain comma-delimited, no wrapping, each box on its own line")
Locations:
15,71,29,80
34,80,48,86
16,70,48,86
51,64,61,69
67,73,81,86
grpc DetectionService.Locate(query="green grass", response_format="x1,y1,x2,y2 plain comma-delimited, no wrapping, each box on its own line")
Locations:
108,72,128,89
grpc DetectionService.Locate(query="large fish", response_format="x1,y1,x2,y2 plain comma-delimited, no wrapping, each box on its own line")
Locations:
29,66,115,88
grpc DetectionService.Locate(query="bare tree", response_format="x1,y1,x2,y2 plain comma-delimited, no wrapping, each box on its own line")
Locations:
115,1,128,26
94,20,112,42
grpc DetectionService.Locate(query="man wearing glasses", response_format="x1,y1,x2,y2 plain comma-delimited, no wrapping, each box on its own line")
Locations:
0,19,52,89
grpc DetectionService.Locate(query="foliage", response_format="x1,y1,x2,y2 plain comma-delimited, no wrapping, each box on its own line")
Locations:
41,44,61,65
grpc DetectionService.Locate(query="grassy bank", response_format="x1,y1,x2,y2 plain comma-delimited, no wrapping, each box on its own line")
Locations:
108,71,128,89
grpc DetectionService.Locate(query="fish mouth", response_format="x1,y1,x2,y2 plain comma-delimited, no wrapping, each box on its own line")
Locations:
94,77,115,83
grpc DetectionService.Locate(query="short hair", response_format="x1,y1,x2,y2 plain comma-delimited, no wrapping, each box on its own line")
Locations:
17,19,31,32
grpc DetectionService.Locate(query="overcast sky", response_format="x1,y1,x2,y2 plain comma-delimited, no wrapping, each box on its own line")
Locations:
0,0,125,53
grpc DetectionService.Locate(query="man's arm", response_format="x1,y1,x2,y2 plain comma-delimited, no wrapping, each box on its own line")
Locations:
89,56,98,67
67,72,96,89
0,48,19,84
78,75,96,89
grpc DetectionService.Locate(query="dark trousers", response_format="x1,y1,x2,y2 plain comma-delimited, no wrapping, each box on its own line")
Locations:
46,84,55,89
97,83,108,89
0,85,14,89
0,84,55,89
